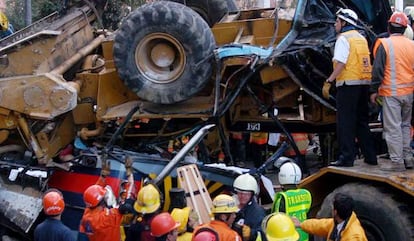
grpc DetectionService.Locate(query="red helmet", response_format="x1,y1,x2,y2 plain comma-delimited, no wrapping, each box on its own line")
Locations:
389,12,408,27
194,230,217,241
83,185,106,208
150,212,180,237
42,189,64,216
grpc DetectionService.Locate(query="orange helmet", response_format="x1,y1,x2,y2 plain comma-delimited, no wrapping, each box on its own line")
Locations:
150,212,180,237
194,229,218,241
83,185,106,208
42,189,65,216
389,12,408,27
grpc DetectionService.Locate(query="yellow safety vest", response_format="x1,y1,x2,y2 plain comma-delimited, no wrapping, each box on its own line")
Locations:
335,30,372,86
272,189,312,241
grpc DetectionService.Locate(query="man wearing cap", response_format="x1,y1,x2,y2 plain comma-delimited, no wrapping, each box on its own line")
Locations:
370,12,414,171
34,189,76,241
326,8,377,167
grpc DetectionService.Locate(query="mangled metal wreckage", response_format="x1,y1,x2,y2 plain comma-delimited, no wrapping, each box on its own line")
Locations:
0,0,391,239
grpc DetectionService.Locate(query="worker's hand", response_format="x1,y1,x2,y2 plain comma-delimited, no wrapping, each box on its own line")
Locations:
242,225,251,241
370,93,380,105
101,161,111,177
322,82,331,99
125,156,133,176
291,216,301,228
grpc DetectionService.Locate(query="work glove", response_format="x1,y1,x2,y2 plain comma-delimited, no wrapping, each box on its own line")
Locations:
101,161,111,177
125,155,133,176
242,225,251,241
322,82,331,99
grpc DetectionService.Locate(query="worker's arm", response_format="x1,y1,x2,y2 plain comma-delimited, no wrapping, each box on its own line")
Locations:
370,43,386,104
298,218,334,238
326,62,345,83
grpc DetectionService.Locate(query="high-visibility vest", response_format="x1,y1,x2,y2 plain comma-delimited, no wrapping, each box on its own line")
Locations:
249,132,268,145
335,30,372,86
373,35,414,96
284,133,309,156
272,189,312,241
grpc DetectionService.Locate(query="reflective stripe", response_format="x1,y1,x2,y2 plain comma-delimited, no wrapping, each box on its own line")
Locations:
336,79,371,86
385,38,398,96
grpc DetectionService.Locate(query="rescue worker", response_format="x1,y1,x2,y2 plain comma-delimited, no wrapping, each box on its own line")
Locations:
192,194,242,241
79,184,124,241
150,212,180,241
262,212,299,241
232,173,266,241
293,193,368,241
34,189,76,241
125,183,162,241
249,132,268,168
370,12,414,171
0,12,13,39
272,162,311,241
326,8,377,167
193,229,218,241
79,159,134,241
171,207,196,241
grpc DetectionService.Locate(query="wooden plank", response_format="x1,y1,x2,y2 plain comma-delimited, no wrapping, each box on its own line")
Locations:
177,164,213,224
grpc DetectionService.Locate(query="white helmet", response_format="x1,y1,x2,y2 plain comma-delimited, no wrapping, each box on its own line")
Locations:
404,25,413,40
233,173,259,195
278,162,302,185
336,8,358,26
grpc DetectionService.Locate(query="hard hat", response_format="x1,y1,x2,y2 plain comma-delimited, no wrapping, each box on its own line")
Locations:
0,12,9,31
42,189,65,216
171,207,191,233
233,173,259,195
211,194,239,213
194,229,218,241
336,8,358,26
134,184,161,214
389,12,408,27
83,184,106,208
278,162,302,185
150,212,180,237
262,213,299,241
404,25,413,39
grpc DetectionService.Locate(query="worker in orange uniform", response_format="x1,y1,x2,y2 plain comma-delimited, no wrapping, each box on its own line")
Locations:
249,132,268,168
150,212,180,241
79,159,135,241
370,12,414,171
192,194,242,241
125,183,162,241
34,189,76,241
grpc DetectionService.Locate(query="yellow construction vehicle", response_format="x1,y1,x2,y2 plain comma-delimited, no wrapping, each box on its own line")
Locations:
1,0,411,240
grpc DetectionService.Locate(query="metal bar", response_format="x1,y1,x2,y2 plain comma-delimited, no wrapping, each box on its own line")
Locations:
153,124,215,185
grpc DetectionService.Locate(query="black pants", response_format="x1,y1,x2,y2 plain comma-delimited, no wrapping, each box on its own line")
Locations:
336,85,377,164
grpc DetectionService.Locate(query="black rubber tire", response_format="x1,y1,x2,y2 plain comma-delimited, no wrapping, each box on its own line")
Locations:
168,0,229,26
113,1,215,104
316,183,414,241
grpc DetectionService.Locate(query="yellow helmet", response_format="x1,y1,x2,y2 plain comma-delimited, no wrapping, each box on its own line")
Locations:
134,184,161,214
171,207,191,233
262,213,299,241
211,194,239,214
0,12,9,31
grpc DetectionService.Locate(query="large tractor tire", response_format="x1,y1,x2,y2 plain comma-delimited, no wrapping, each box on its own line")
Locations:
169,0,232,26
316,183,414,241
113,1,215,104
